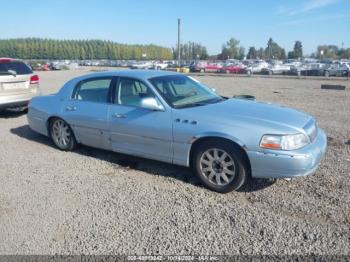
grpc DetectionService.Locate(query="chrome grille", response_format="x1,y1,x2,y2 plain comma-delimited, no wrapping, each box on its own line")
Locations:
303,119,317,142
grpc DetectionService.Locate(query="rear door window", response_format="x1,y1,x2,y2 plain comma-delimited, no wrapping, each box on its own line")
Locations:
0,61,33,75
73,78,112,103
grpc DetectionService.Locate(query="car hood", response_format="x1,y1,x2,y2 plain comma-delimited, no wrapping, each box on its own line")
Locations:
182,98,311,131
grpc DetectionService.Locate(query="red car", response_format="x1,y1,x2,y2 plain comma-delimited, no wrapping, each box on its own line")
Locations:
221,64,242,74
204,63,223,72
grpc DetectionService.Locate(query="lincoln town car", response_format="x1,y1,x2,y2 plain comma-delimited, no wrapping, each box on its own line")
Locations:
27,70,327,192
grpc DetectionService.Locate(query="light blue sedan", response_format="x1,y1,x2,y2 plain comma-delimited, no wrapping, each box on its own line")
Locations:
27,70,327,192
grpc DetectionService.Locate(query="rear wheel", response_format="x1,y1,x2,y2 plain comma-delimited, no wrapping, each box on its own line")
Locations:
49,118,76,151
192,140,249,193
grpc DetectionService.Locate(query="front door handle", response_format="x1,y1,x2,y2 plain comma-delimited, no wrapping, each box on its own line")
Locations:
66,106,77,111
113,113,126,119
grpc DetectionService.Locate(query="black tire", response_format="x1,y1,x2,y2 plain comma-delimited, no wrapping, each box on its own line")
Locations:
192,139,249,193
49,118,77,151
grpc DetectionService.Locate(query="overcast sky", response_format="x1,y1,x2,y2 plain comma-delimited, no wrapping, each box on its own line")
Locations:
1,0,349,55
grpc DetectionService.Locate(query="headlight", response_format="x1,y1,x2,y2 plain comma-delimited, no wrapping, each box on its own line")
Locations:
260,133,309,150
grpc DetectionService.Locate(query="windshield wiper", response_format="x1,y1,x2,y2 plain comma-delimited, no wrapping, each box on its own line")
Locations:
175,98,224,109
0,70,17,76
175,102,207,109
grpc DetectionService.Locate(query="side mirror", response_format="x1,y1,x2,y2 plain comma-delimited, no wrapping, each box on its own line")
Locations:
140,97,165,111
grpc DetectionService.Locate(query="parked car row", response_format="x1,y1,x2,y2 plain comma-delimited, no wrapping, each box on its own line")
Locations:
129,61,171,70
25,58,350,78
29,60,80,71
188,59,350,77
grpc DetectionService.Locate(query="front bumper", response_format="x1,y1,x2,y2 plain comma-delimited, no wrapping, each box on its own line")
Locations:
247,128,327,179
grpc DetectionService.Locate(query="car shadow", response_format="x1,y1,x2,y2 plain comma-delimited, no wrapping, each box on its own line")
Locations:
0,108,27,119
10,125,274,193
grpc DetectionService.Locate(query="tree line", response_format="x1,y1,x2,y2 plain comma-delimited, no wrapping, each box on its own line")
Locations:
0,38,173,60
1,37,349,61
217,37,350,60
172,42,209,61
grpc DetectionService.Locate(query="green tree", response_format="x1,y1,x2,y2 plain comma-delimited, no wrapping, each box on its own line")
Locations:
0,38,172,60
218,38,245,60
293,41,303,59
316,45,339,59
247,47,257,59
173,42,208,61
265,38,285,60
257,47,266,59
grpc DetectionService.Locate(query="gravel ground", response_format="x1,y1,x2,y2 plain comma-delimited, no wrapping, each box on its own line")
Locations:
0,69,349,255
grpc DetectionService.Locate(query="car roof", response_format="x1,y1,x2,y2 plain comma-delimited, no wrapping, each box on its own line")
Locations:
57,70,185,98
80,70,181,81
0,58,20,63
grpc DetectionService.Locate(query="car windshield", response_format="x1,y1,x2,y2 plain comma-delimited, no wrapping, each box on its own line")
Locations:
149,75,222,108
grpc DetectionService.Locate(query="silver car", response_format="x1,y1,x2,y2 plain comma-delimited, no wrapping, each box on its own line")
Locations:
0,58,40,110
27,70,327,193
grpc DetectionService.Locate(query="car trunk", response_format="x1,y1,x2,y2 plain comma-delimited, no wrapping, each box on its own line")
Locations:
0,74,32,96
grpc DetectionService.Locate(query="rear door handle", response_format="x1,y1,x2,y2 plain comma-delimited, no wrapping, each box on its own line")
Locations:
113,113,126,118
66,106,76,111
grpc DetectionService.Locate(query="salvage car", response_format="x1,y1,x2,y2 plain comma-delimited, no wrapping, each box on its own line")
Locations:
130,61,153,70
261,64,291,75
27,70,327,193
244,61,269,75
189,61,208,72
324,63,349,77
221,63,242,74
0,58,40,111
204,63,223,73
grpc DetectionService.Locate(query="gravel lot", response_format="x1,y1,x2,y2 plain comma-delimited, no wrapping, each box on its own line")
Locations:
0,69,349,255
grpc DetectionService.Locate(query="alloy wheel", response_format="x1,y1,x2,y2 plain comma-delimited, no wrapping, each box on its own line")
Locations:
199,148,236,186
51,119,71,148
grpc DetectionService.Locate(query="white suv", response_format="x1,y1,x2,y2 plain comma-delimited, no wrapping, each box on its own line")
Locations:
0,58,40,111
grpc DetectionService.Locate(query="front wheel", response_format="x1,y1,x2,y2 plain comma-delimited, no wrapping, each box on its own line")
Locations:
49,118,77,151
192,140,249,193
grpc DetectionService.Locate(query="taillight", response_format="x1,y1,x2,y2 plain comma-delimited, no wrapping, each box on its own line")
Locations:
30,75,39,85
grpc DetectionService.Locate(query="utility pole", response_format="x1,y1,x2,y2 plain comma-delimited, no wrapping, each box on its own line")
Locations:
177,18,181,66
